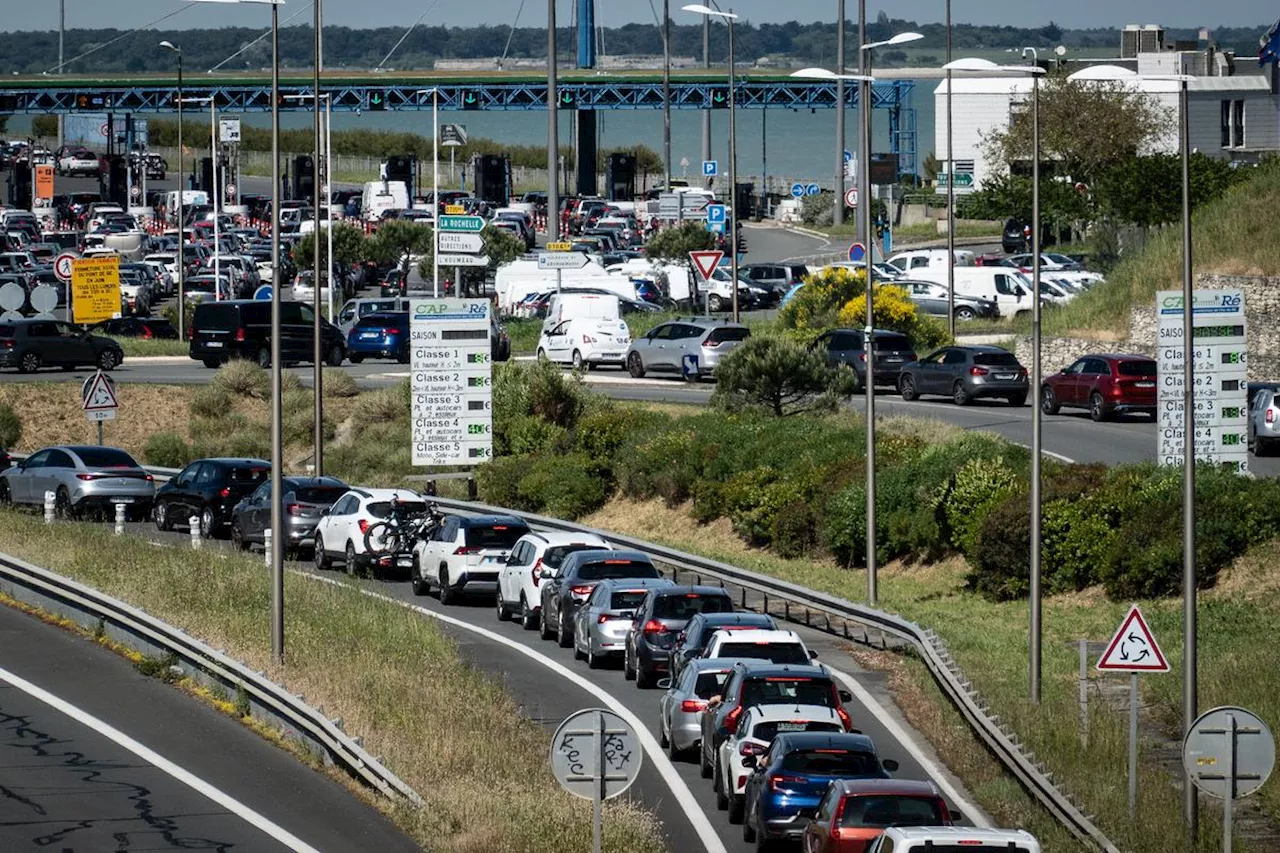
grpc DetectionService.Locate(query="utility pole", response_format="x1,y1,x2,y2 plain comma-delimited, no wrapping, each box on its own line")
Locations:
548,0,560,241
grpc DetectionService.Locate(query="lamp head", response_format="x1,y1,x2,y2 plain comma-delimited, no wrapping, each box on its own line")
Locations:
885,32,924,46
159,41,180,53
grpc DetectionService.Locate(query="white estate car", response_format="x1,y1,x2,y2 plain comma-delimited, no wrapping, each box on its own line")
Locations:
312,487,429,574
411,513,530,605
536,316,632,370
496,530,612,629
716,703,845,823
701,628,816,666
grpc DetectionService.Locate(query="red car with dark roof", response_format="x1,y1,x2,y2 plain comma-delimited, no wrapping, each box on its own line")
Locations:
802,778,956,853
1039,353,1157,422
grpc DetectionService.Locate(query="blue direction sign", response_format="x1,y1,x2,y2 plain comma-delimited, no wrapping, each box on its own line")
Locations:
848,242,867,263
806,183,821,196
790,182,806,198
843,149,853,163
706,203,726,225
254,285,273,301
703,160,719,177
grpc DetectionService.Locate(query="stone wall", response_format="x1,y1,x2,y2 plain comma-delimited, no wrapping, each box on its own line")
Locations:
1013,336,1149,376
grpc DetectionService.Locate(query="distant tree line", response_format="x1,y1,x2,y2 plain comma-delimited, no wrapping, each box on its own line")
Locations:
0,20,1267,75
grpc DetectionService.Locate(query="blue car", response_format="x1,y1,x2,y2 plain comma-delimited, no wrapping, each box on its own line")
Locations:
742,731,898,848
346,311,409,364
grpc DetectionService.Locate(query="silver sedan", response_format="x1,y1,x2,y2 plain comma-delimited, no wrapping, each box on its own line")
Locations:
573,577,672,669
657,657,752,760
0,445,154,520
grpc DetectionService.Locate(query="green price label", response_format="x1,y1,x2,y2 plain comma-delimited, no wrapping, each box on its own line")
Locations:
1222,433,1242,446
1221,407,1241,419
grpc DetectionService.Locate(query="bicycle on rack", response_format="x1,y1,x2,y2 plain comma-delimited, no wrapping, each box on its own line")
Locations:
363,499,444,557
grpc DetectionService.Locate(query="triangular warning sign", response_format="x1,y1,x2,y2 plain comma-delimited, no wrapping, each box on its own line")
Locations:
82,372,119,412
689,250,724,281
1096,605,1170,673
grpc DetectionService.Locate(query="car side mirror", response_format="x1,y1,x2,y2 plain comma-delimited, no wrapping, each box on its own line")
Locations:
839,689,853,703
657,677,672,690
949,809,964,824
743,755,758,769
320,507,330,516
540,568,554,579
808,650,819,659
882,758,899,772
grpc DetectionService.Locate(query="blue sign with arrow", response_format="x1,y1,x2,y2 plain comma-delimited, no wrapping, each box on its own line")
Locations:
843,149,853,163
790,182,806,198
703,160,719,177
254,285,273,301
805,183,821,196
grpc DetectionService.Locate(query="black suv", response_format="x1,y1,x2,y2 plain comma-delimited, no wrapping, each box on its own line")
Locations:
0,319,123,374
811,328,916,391
153,457,270,538
624,585,735,688
540,550,660,648
189,300,346,368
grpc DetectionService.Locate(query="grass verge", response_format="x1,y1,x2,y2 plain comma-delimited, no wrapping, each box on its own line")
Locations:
119,338,190,358
580,497,1275,853
0,509,666,853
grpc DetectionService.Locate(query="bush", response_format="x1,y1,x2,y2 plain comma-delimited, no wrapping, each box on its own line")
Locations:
780,267,865,331
799,192,834,226
0,403,22,449
189,385,233,420
493,359,591,455
322,368,360,398
836,285,953,353
283,390,335,446
572,404,670,465
936,455,1022,554
505,415,568,456
355,386,408,424
143,431,190,469
211,360,270,399
711,336,856,417
516,453,608,519
476,455,529,509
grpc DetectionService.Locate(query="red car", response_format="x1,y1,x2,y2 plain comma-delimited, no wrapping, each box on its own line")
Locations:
1039,353,1157,422
802,778,956,853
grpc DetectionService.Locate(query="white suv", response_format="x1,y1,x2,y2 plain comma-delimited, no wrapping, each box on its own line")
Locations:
312,488,428,574
497,531,611,629
702,628,815,665
717,703,845,824
869,827,1041,852
412,514,530,605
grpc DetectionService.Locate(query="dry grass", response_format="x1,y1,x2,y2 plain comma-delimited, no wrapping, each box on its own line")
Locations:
0,382,195,453
0,510,665,853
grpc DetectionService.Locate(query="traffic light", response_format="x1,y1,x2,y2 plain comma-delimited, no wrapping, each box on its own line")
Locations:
461,90,481,111
368,91,387,111
709,87,730,109
293,155,314,200
558,89,575,108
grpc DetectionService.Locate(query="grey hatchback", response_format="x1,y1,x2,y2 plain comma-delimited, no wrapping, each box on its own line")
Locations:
625,318,749,380
898,345,1028,406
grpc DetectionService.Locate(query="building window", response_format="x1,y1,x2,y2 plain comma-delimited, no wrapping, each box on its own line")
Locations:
1221,101,1231,147
1233,100,1246,147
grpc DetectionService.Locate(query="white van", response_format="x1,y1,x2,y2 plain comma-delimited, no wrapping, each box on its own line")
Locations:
915,266,1032,317
163,190,209,221
494,258,634,311
336,296,411,336
868,827,1040,853
536,316,632,369
541,292,621,334
361,180,410,221
886,248,975,274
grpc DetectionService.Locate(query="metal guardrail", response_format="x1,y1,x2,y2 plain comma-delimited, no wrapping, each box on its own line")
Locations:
427,495,1123,853
0,543,422,807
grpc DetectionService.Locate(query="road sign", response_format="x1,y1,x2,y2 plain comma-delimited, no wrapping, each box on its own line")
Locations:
545,241,573,252
538,253,590,271
129,185,141,200
439,124,467,147
550,708,641,801
254,285,273,301
703,160,718,177
0,282,24,313
54,252,76,283
225,183,237,199
444,204,465,215
938,171,974,189
218,118,241,143
438,214,485,233
81,370,119,422
437,253,490,267
706,203,727,225
805,183,821,196
844,188,858,209
1156,289,1248,474
71,256,121,325
790,183,805,198
35,164,53,201
410,298,492,467
1097,605,1169,673
29,284,58,316
437,232,484,254
658,192,708,220
843,149,853,163
848,242,866,263
689,250,724,282
1184,706,1274,800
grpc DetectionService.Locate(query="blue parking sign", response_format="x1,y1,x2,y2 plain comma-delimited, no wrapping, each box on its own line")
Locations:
791,182,806,198
703,160,719,177
707,203,726,225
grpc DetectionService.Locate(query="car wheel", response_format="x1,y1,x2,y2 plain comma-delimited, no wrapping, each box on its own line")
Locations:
256,347,271,369
709,294,725,312
536,348,548,362
439,567,457,604
1040,385,1060,415
659,718,670,748
700,742,714,779
349,353,364,364
539,605,556,640
1090,392,1109,422
954,305,977,322
18,351,40,374
231,520,247,551
0,480,9,506
572,350,587,371
199,506,216,539
202,358,223,369
326,344,344,367
624,645,636,681
728,793,745,825
556,611,573,647
587,646,602,669
345,541,358,576
1008,393,1027,407
97,349,119,371
952,381,971,406
315,535,332,570
154,500,171,531
495,589,510,621
410,555,429,595
899,374,918,401
519,595,538,630
627,352,646,378
714,755,727,807
636,659,657,689
54,487,74,521
742,804,757,842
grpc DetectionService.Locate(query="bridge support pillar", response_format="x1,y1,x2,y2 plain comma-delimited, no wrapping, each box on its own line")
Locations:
575,111,597,197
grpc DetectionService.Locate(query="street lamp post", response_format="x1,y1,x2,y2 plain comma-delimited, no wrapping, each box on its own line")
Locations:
159,41,184,333
663,0,672,190
945,0,955,338
311,0,324,475
547,0,559,243
417,89,440,297
834,0,845,227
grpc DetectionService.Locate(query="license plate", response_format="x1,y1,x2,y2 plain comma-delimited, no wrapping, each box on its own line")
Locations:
884,357,903,363
397,557,412,567
207,341,223,348
995,373,1016,380
113,496,135,503
360,332,378,338
1136,381,1155,388
602,352,622,358
775,722,807,732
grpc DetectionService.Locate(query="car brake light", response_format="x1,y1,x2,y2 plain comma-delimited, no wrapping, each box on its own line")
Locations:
145,474,154,482
142,326,153,339
454,546,477,555
859,352,867,362
570,584,594,596
725,705,743,734
234,327,245,342
220,487,231,498
1,341,11,349
358,518,370,534
597,613,616,624
287,503,302,515
381,327,398,335
76,473,99,481
969,366,989,376
643,619,665,635
681,699,707,712
702,339,720,348
582,335,596,343
835,704,853,731
1268,410,1275,424
1019,367,1028,380
531,558,544,587
739,741,765,756
768,774,806,793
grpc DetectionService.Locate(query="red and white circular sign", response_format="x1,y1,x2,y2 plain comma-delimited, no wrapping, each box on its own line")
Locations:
54,252,77,283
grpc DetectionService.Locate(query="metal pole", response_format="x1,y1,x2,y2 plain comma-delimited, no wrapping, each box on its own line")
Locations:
1180,76,1198,841
269,0,284,666
58,0,64,145
762,106,768,217
432,89,439,298
663,0,672,190
1078,638,1089,747
311,0,323,475
325,95,333,322
97,420,103,447
548,0,560,242
1128,673,1139,818
1223,712,1235,853
834,0,845,227
945,0,955,338
702,16,711,185
727,13,739,323
593,710,605,853
176,52,184,334
1029,61,1042,705
862,45,876,606
211,100,220,292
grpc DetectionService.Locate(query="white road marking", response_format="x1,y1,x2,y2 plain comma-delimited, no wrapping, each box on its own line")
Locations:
295,571,731,853
824,665,991,827
0,664,324,853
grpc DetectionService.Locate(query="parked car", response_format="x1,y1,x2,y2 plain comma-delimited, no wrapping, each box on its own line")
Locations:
573,577,674,668
539,550,661,647
230,475,348,557
1040,354,1157,422
743,263,809,291
0,319,124,374
189,299,346,368
537,316,632,370
496,530,612,629
411,514,530,604
624,585,735,688
742,733,896,848
625,318,750,380
153,457,270,538
811,328,917,392
802,778,956,853
347,311,410,363
0,445,154,520
668,612,778,686
1248,383,1280,456
867,827,1041,853
658,657,751,761
1001,217,1027,254
898,346,1029,407
313,488,430,575
92,317,180,340
900,279,1000,322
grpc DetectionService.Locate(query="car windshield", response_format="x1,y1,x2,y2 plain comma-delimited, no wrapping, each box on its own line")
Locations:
718,642,811,665
577,560,659,581
465,524,527,549
873,334,912,351
653,594,732,619
839,795,945,828
543,544,601,569
610,589,649,610
369,500,428,519
741,677,834,707
706,327,750,344
753,720,843,740
693,670,733,698
1117,361,1156,377
294,486,346,504
973,352,1020,367
75,448,139,468
780,749,879,776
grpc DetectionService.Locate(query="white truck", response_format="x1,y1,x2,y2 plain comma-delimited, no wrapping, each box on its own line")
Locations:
361,180,410,221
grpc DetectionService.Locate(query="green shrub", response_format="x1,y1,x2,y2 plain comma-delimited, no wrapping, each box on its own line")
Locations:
505,414,568,456
211,360,270,399
779,267,865,331
282,390,335,446
936,455,1022,554
476,455,529,509
572,405,670,465
0,402,22,449
711,336,856,417
516,453,608,519
143,431,190,469
322,368,360,398
772,500,820,559
189,385,233,420
823,483,867,567
615,428,696,502
966,490,1032,600
356,386,408,425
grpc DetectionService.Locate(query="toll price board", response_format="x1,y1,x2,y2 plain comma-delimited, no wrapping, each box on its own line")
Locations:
410,299,492,467
1156,290,1247,473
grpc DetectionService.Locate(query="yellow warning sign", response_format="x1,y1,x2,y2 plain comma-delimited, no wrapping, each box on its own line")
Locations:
545,242,574,252
72,256,122,326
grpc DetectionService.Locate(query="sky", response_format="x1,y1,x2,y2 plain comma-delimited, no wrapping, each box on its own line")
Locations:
0,0,1274,33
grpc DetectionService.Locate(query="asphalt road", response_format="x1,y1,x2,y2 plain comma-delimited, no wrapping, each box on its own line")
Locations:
0,599,419,853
